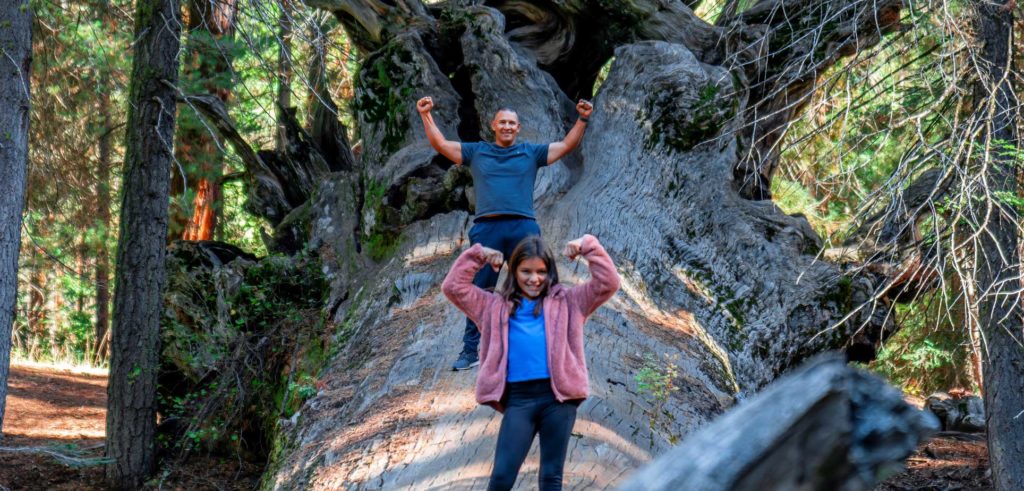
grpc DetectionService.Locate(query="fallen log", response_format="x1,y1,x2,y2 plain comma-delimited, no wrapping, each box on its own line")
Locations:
619,353,937,491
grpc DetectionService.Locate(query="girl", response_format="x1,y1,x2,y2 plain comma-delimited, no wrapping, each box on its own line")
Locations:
442,234,620,490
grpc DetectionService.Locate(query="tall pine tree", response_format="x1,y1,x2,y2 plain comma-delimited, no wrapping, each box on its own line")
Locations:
106,0,182,486
0,0,31,436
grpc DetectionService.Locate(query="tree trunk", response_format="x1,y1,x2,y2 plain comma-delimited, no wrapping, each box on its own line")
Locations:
972,1,1024,489
105,0,182,486
964,270,984,393
175,0,238,242
77,232,88,315
277,0,294,151
0,0,31,436
263,1,912,487
28,255,46,359
94,74,113,364
619,354,936,490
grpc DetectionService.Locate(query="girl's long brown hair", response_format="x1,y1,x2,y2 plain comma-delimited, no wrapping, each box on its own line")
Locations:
500,236,559,316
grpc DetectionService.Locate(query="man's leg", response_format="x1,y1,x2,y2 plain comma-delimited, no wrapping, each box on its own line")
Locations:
455,220,502,370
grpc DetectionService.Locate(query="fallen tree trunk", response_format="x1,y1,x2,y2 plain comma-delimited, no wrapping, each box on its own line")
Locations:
208,0,941,488
619,354,937,490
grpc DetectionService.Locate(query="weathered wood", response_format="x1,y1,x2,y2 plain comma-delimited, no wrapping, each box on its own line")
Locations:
265,1,919,488
925,392,985,433
304,0,430,53
482,0,720,100
352,31,467,241
0,0,32,436
618,354,937,491
308,26,358,174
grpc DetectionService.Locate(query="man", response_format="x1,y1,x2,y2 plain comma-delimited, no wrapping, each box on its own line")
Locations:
417,96,594,370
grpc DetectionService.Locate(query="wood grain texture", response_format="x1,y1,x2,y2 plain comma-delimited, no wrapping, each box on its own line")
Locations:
619,354,937,490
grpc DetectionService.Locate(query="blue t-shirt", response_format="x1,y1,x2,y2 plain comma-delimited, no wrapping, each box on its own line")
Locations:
507,298,550,382
461,141,550,219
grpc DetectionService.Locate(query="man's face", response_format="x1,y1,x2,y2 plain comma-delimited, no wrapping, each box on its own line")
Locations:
491,110,521,147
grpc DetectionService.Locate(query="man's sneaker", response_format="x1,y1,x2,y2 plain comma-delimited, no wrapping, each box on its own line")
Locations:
452,352,480,371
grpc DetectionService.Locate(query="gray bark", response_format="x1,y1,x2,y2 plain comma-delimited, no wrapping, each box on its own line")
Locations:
972,1,1024,489
105,0,182,487
0,0,31,437
619,354,937,490
265,0,907,486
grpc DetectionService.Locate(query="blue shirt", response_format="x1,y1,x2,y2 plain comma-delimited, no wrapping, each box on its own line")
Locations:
461,141,550,219
507,298,550,382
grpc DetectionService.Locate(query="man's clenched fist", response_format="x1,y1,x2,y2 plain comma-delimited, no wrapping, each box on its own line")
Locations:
417,96,434,114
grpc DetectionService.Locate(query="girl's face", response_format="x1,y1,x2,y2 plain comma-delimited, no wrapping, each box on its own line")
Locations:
516,257,548,299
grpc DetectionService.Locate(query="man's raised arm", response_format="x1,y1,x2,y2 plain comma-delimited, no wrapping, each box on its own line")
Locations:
546,99,593,164
417,96,462,165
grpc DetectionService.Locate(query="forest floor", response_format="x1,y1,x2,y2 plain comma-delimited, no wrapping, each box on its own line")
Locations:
877,393,992,490
0,362,261,490
0,362,994,490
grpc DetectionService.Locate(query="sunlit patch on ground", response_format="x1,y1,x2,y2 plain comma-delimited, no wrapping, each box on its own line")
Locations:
4,362,107,441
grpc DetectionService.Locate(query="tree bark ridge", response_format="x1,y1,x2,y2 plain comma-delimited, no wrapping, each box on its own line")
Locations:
0,0,32,436
972,1,1024,488
106,0,182,486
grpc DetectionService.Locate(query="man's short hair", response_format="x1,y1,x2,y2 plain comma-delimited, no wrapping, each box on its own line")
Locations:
493,107,519,119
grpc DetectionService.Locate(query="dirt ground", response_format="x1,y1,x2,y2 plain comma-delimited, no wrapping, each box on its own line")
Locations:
0,362,261,491
0,362,995,490
876,431,992,490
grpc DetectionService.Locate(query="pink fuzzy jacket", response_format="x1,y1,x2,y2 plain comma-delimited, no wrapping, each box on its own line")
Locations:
441,234,620,412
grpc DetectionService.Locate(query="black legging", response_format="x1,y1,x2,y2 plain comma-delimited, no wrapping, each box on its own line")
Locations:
489,379,578,491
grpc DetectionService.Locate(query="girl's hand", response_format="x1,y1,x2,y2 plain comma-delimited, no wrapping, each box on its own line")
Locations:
480,246,504,272
563,237,585,261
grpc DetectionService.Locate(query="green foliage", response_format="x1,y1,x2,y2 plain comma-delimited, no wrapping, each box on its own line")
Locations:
361,178,402,261
592,57,616,94
777,8,959,241
770,178,853,238
220,181,270,256
635,353,681,446
353,42,414,156
14,0,132,366
869,289,974,395
365,232,401,262
693,0,759,24
643,81,735,153
159,249,332,457
775,5,987,398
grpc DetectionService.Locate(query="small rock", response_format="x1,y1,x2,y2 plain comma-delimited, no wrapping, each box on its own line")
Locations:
925,391,985,432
